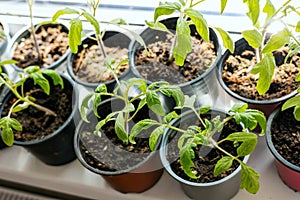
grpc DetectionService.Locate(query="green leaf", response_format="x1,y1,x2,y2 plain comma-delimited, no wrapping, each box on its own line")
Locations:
129,119,160,144
146,91,165,116
185,8,209,42
82,11,100,35
122,103,135,113
214,156,233,176
178,130,195,149
12,102,30,113
148,81,169,90
94,112,116,135
252,53,275,95
262,29,291,53
115,113,128,143
110,18,127,25
173,17,192,66
93,93,101,118
263,0,275,21
24,65,41,74
246,0,260,25
229,103,248,113
163,111,179,124
145,20,173,35
242,29,263,48
296,21,300,32
160,86,185,108
0,60,18,66
95,83,107,93
220,0,228,14
80,93,94,122
182,95,196,109
30,73,50,95
241,164,260,194
52,7,80,22
154,2,181,22
69,18,83,53
282,96,300,121
212,116,223,132
0,117,22,146
215,27,234,53
199,105,211,115
127,78,147,92
226,132,257,156
179,137,198,179
149,125,166,151
42,69,64,89
179,0,186,6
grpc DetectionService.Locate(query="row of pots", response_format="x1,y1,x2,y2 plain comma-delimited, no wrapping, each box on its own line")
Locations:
0,17,299,199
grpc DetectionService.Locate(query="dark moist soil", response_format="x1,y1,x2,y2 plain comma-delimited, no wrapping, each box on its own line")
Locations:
1,80,72,142
135,34,216,85
166,113,243,183
79,100,157,172
222,46,300,100
73,44,128,83
271,108,300,167
13,25,68,69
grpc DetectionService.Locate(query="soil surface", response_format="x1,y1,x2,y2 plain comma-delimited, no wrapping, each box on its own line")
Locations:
135,34,216,85
222,46,300,100
79,100,158,172
166,113,243,183
1,78,73,142
73,43,128,83
13,24,68,69
271,108,300,167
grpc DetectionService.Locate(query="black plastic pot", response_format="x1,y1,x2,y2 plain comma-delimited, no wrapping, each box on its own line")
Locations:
0,20,10,58
266,106,300,191
129,17,222,109
7,23,70,72
0,73,79,165
217,38,298,117
67,30,132,91
74,98,163,193
160,109,249,200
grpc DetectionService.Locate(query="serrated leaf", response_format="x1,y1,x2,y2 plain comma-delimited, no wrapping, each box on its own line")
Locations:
182,95,196,109
242,29,263,48
82,11,100,35
149,125,166,151
241,164,260,194
185,8,209,42
178,130,195,149
146,91,165,116
263,0,275,21
30,73,50,95
52,7,80,22
252,53,275,95
154,2,181,22
42,69,64,89
214,156,233,176
129,119,159,144
179,137,198,179
215,27,234,53
0,117,22,146
262,29,291,53
69,18,83,53
80,93,94,122
212,116,223,132
115,113,128,142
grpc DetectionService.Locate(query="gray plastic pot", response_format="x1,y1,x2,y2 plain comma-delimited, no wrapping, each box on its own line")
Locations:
159,109,249,200
7,23,70,72
0,20,10,58
74,97,163,193
129,17,222,110
67,30,132,91
0,73,79,165
217,38,298,118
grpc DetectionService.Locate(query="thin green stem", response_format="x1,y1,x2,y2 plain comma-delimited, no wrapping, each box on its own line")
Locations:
191,0,205,8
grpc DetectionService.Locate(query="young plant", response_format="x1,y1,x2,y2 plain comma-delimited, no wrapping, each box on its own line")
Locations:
130,96,266,194
233,0,300,94
146,0,234,66
0,60,64,146
80,56,185,144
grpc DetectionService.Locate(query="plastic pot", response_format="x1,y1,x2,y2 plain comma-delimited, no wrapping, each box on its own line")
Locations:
7,23,70,72
0,73,79,165
74,98,163,193
67,30,132,91
160,109,249,200
0,19,10,58
129,17,222,109
266,106,300,191
217,38,298,118
0,66,9,149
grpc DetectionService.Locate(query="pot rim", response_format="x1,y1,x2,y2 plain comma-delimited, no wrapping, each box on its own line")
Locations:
67,30,132,89
266,106,300,172
7,22,70,72
74,97,161,176
159,108,250,187
128,17,222,89
217,38,298,105
8,73,79,146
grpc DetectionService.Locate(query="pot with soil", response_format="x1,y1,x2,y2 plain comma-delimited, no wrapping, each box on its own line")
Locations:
7,22,69,72
74,97,163,193
217,38,300,117
0,19,10,58
129,17,221,110
266,106,300,191
0,69,79,165
67,30,132,91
